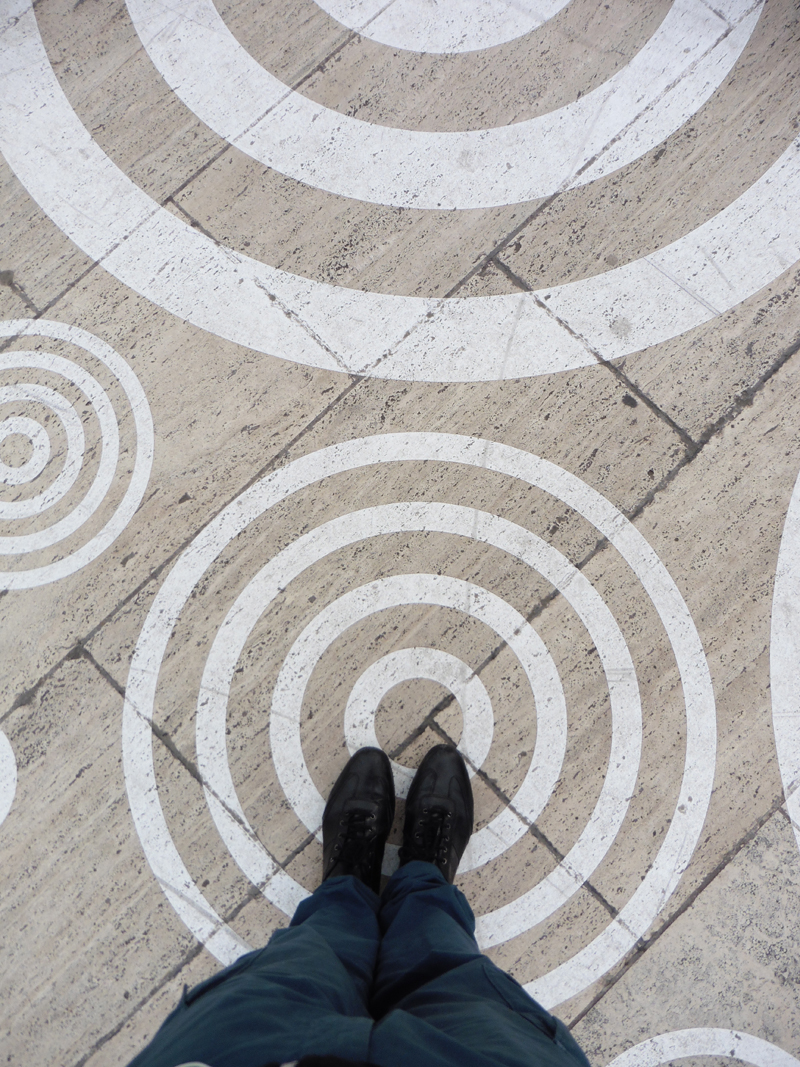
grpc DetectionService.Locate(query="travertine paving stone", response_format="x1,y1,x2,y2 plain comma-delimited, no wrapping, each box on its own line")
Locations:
2,0,800,1064
0,159,95,317
573,809,800,1058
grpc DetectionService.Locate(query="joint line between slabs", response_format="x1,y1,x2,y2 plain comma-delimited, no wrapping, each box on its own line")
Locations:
251,275,354,374
71,644,305,880
426,720,620,920
164,197,220,244
445,197,562,299
502,273,701,453
598,360,699,453
490,255,532,294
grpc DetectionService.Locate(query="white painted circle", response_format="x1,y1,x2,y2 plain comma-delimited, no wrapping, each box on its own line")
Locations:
123,434,715,1009
0,321,154,590
344,646,494,792
0,415,50,485
124,0,761,210
0,730,17,829
770,468,800,856
4,5,798,382
606,1029,800,1067
0,382,86,523
315,0,571,54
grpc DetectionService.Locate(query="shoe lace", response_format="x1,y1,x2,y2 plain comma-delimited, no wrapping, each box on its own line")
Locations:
328,809,378,870
406,805,452,865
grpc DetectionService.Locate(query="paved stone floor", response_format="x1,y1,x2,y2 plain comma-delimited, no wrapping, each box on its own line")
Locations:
1,1,800,1064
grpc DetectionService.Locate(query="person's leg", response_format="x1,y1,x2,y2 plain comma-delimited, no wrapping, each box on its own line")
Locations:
127,747,396,1067
370,743,477,1017
369,746,590,1067
127,875,379,1067
371,860,589,1067
370,859,479,1014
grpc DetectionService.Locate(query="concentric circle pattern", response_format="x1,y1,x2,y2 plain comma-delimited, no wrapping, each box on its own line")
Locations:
123,434,715,1009
1,0,799,380
0,320,154,589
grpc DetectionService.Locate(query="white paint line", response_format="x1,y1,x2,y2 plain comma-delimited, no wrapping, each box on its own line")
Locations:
343,646,494,792
605,1029,800,1067
0,391,82,517
315,0,571,54
0,359,115,545
0,730,17,829
0,321,153,590
0,415,50,487
126,0,760,209
123,434,713,1008
2,2,796,382
771,467,800,855
0,413,50,488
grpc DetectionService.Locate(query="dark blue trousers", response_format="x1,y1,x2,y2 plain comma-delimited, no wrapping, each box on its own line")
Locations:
128,861,590,1067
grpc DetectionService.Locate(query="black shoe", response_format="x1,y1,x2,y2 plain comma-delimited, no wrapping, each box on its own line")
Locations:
322,747,395,894
399,744,474,883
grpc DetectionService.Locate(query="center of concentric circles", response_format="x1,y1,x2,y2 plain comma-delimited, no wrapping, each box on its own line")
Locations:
343,646,494,796
0,416,49,485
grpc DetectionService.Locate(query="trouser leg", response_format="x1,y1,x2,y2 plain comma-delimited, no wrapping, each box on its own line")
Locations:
127,876,378,1067
370,859,480,1016
369,861,591,1067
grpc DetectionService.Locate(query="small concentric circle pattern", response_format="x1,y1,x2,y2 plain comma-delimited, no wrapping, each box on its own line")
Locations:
0,320,154,589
